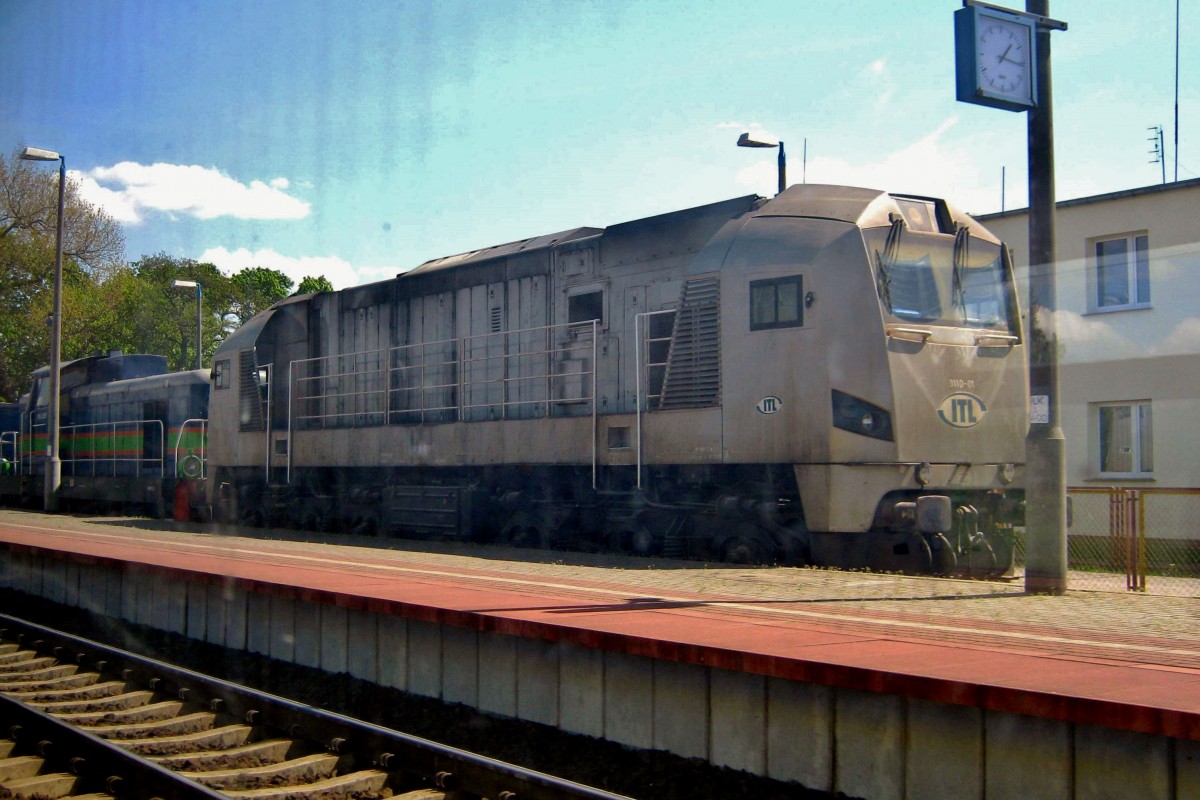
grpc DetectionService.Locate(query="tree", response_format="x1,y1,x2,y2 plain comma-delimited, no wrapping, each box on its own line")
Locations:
126,254,233,372
0,151,124,272
296,275,334,295
0,150,126,400
229,267,293,327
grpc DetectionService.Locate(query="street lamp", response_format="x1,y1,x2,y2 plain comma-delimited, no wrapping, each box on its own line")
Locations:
20,146,65,512
172,280,203,370
737,132,787,196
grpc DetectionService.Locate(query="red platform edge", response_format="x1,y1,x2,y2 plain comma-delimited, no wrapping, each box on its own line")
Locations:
2,538,1199,743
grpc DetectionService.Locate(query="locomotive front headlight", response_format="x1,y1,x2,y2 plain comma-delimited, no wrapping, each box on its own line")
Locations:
832,390,894,441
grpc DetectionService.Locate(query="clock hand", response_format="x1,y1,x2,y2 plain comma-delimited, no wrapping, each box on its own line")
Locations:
997,44,1013,63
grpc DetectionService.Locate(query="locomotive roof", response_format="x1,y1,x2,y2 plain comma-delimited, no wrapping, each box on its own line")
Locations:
406,226,603,275
242,185,996,326
402,194,763,277
755,184,999,241
72,368,210,399
32,352,168,381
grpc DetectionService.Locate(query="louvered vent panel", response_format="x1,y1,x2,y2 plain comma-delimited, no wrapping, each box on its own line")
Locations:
238,349,266,431
659,278,721,409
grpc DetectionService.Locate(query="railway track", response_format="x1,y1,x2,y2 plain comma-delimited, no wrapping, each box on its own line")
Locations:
0,613,633,800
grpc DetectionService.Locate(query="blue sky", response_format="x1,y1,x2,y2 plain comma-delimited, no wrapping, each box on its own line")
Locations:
2,0,1195,289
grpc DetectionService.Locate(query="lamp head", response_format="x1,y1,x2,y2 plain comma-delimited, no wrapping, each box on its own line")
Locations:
172,280,199,289
20,146,61,162
737,132,780,149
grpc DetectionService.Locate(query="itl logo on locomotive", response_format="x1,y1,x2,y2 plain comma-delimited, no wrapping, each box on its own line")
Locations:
937,392,987,428
756,396,782,414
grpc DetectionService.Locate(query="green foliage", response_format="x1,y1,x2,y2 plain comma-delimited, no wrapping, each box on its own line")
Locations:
0,150,126,400
126,254,234,371
230,266,293,326
296,275,334,295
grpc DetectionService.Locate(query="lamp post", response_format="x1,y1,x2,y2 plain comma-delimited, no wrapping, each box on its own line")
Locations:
172,280,203,370
737,132,787,195
20,146,65,512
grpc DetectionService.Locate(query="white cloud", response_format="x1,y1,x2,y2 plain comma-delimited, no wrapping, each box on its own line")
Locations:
201,246,359,290
200,247,411,289
76,162,310,225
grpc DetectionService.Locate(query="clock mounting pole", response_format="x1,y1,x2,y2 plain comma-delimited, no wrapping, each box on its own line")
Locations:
955,0,1067,593
1022,0,1068,595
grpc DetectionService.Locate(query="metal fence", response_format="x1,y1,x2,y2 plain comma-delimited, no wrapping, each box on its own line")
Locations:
1013,487,1200,595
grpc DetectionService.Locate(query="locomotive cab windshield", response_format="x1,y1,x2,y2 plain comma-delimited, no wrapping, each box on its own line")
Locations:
869,224,1017,335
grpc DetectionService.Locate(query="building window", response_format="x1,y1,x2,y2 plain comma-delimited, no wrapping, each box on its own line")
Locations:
1093,233,1149,310
750,275,803,330
1096,401,1153,477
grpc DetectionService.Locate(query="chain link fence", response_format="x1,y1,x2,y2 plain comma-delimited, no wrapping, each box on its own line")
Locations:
1013,488,1200,595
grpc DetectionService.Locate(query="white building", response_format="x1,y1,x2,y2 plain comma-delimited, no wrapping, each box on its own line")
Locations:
977,178,1200,492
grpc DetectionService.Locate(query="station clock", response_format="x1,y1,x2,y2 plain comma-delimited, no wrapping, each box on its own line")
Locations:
954,4,1038,112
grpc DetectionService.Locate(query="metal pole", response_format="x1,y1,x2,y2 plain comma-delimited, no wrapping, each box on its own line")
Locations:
195,282,203,370
44,156,65,512
777,141,787,195
1024,0,1068,594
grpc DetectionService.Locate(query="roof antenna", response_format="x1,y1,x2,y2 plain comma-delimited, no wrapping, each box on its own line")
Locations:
1148,125,1166,185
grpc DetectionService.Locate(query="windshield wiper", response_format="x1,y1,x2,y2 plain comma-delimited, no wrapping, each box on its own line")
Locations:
875,214,905,309
952,225,969,321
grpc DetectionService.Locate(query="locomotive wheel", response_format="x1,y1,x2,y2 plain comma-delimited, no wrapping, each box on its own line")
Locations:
608,523,656,556
238,505,265,529
505,525,550,549
350,512,380,537
720,536,765,565
296,502,327,532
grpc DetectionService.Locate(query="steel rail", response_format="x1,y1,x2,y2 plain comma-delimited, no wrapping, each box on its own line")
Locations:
0,613,634,800
0,683,228,799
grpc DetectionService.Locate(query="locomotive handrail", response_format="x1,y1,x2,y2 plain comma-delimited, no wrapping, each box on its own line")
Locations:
635,309,678,490
58,419,165,478
18,409,36,474
885,325,934,342
974,331,1020,346
285,320,599,488
0,430,18,475
290,321,596,429
172,418,208,479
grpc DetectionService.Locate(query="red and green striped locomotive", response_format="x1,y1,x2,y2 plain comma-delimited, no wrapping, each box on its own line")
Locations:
0,352,209,517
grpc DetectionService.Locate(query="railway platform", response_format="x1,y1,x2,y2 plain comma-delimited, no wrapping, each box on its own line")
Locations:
0,508,1196,800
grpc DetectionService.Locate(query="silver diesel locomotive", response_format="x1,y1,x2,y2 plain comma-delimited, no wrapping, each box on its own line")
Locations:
207,184,1027,575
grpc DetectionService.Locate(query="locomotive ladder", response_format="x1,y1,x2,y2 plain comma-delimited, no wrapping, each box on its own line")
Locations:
634,277,721,489
658,278,721,410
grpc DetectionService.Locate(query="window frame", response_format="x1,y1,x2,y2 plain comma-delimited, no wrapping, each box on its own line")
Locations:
1093,400,1154,479
213,359,230,390
567,288,606,328
1090,232,1150,312
749,275,804,331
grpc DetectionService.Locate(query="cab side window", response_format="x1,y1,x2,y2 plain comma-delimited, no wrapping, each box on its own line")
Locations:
213,359,230,390
750,276,803,330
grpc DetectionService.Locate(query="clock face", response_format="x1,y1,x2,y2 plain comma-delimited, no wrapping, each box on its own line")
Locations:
976,17,1031,101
